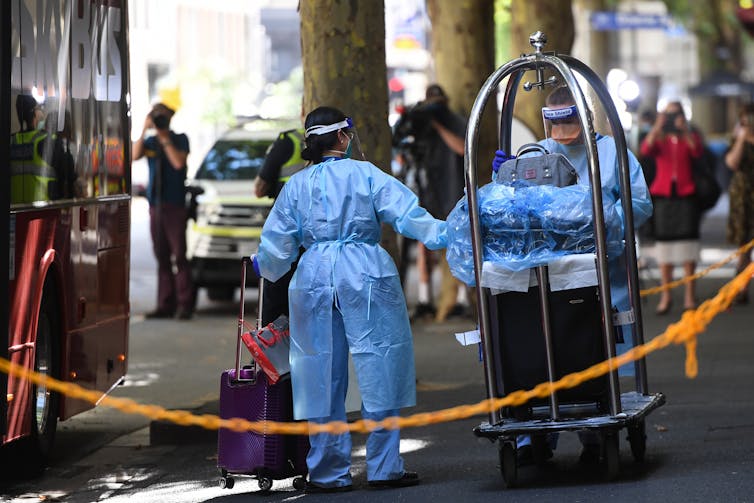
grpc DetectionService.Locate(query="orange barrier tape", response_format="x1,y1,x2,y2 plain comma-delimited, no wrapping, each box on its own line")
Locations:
640,239,754,297
1,252,753,436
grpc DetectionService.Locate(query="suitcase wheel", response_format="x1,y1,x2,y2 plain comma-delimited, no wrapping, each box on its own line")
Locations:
258,477,273,492
293,476,307,491
219,475,235,489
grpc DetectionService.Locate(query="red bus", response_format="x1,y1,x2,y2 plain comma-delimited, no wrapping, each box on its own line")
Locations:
2,0,131,473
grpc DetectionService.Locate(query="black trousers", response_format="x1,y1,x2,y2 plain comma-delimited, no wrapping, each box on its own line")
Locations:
261,258,298,326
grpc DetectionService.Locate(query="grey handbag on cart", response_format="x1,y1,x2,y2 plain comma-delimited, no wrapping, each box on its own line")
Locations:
495,143,577,187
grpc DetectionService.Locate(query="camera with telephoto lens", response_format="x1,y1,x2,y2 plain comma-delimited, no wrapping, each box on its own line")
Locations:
662,112,680,134
151,113,170,130
391,100,444,151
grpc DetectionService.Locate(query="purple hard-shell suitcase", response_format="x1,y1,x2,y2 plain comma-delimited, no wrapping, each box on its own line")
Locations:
216,258,308,492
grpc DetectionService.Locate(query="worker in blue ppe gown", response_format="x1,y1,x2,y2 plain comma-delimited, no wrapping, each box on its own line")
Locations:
253,106,447,493
492,85,652,465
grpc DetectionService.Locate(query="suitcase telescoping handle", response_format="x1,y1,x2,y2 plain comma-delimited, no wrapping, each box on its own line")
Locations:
235,256,264,382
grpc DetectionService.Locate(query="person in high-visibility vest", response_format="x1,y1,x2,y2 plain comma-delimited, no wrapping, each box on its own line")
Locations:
9,95,68,203
253,127,307,325
254,128,306,199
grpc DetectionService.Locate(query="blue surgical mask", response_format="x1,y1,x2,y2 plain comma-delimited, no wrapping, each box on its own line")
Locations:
344,137,353,159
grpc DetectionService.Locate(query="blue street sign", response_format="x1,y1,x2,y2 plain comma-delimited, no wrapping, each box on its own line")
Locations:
590,11,669,31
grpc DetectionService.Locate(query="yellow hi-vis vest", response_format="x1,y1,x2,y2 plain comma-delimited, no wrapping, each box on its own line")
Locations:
10,130,57,204
278,129,306,183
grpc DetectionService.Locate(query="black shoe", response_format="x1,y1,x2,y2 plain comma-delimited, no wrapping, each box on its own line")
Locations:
176,309,193,320
411,303,436,321
368,471,420,489
579,444,601,465
304,481,353,494
516,445,534,467
516,443,554,467
145,309,174,319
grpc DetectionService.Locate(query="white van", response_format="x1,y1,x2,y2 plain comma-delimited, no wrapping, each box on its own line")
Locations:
186,121,291,301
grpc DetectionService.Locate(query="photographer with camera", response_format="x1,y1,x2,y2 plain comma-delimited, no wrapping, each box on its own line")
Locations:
132,103,194,320
724,103,754,304
640,100,704,315
393,84,469,322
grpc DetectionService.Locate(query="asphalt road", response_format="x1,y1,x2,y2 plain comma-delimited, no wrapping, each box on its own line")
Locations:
2,196,754,502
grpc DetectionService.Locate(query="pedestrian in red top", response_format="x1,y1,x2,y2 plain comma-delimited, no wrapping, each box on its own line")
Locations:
640,100,704,314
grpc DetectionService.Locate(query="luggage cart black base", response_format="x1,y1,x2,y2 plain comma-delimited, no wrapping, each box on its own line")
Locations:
473,391,666,486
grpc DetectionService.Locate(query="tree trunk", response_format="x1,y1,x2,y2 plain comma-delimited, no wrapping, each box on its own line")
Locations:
299,0,399,260
684,0,743,135
300,0,392,172
509,0,575,137
426,0,497,182
573,0,609,80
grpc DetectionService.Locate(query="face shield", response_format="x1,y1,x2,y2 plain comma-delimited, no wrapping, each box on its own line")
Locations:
304,117,365,160
542,104,583,145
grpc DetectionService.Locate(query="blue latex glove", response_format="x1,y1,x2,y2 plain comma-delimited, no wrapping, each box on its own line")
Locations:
250,254,261,276
492,149,515,173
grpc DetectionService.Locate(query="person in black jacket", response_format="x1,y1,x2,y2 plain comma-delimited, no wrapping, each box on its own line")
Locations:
399,84,470,322
253,125,306,324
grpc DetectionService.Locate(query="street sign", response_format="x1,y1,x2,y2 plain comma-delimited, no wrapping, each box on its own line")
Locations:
590,11,669,31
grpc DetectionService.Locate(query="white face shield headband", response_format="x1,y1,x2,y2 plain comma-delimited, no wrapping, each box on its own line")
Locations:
304,117,365,160
304,117,354,138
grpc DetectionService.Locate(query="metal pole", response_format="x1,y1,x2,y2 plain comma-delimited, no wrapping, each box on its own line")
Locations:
535,266,560,419
465,57,537,424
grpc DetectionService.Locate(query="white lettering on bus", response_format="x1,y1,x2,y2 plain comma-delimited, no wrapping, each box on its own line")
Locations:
71,0,92,99
12,0,122,103
35,0,62,97
91,6,122,101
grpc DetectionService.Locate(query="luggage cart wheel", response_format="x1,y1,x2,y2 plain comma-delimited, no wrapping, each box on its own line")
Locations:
602,432,620,481
258,477,273,492
627,420,647,463
531,434,553,466
219,476,235,489
498,440,518,488
293,476,307,491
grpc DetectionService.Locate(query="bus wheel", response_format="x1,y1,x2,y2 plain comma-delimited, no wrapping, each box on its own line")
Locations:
21,281,61,475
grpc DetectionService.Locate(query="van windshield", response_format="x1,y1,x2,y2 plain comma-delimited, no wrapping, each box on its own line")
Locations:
194,139,272,180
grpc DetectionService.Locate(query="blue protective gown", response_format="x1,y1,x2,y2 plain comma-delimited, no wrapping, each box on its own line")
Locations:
516,135,653,451
256,158,447,420
538,135,652,369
